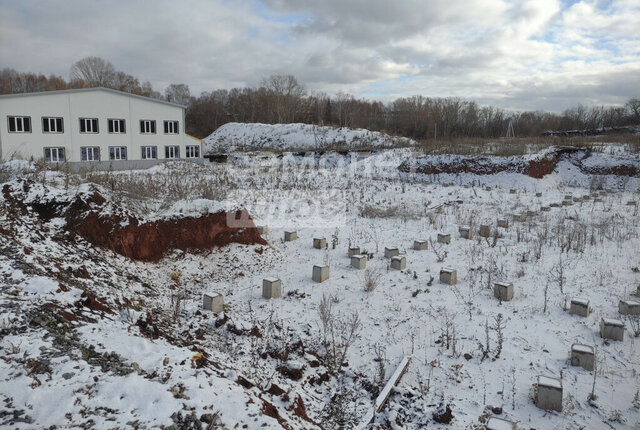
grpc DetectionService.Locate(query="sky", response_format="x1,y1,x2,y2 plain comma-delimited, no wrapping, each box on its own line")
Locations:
0,0,639,112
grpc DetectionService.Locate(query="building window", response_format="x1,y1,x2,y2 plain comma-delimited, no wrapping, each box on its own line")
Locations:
79,118,99,133
141,146,157,159
185,145,200,158
165,145,180,159
81,146,100,161
140,120,156,134
109,146,127,160
42,117,63,133
108,119,126,133
44,147,65,162
164,120,179,134
8,116,31,133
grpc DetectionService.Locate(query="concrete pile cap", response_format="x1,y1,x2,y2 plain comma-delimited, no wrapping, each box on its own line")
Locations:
602,318,624,327
495,281,512,287
571,298,589,306
571,344,594,354
204,292,221,298
538,375,562,389
621,299,640,306
264,277,279,283
314,264,329,269
391,256,405,261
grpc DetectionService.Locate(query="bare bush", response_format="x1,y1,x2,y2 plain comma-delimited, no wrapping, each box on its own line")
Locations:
363,267,383,292
318,294,362,375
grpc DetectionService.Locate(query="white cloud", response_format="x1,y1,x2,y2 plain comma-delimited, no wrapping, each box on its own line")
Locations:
0,0,638,111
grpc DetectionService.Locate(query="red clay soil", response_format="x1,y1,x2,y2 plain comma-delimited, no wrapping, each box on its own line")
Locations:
71,206,267,262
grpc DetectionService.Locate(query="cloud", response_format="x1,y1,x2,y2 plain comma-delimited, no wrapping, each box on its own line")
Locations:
0,0,638,111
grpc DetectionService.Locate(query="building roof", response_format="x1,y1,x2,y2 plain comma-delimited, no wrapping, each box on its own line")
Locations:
0,87,186,109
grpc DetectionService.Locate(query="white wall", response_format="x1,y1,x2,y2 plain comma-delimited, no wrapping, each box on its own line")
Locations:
0,89,201,162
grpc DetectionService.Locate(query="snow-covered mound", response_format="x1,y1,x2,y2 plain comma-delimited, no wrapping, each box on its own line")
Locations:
203,122,416,153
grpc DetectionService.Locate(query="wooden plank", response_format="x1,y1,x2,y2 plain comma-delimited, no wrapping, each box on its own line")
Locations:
355,355,412,429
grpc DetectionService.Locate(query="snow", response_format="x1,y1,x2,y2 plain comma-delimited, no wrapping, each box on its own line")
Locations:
571,344,594,354
203,122,416,153
264,276,279,283
1,139,640,429
602,318,625,327
538,375,562,389
571,298,589,306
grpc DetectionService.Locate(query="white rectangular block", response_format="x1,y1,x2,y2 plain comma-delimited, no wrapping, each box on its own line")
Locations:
600,318,624,341
570,344,595,371
439,268,457,285
497,218,509,228
437,234,451,244
351,255,367,270
203,293,224,314
479,224,491,238
348,247,360,257
284,231,297,241
390,256,406,270
262,278,282,299
384,247,399,258
458,226,472,239
313,237,327,249
494,281,513,301
413,240,428,250
312,265,329,283
537,375,562,412
619,300,640,315
569,299,589,317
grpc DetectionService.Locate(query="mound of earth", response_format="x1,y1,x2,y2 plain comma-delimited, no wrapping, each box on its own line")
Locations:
2,180,266,262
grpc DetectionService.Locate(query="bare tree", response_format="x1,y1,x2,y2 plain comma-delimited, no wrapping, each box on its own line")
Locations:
165,83,192,106
70,56,116,87
626,98,640,123
260,74,305,123
318,294,362,375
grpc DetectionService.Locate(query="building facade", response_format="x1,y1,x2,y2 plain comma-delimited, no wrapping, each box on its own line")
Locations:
0,88,202,168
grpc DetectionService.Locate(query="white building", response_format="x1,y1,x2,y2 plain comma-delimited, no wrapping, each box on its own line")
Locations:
0,87,202,168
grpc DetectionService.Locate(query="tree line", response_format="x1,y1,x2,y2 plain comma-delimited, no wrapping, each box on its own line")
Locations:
1,57,639,139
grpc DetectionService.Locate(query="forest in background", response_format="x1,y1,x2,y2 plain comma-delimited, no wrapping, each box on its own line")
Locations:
2,57,639,140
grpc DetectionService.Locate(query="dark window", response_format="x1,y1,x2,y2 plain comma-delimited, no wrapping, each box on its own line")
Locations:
164,120,179,134
165,145,179,159
140,120,156,134
109,146,127,160
42,117,63,133
44,147,65,162
185,145,200,158
80,147,100,161
108,119,126,133
8,116,31,133
141,146,157,159
79,118,98,133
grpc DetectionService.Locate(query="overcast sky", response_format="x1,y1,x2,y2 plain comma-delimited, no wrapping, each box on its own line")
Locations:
1,0,639,112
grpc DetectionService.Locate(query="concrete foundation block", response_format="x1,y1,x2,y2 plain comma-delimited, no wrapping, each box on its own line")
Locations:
486,416,517,430
313,237,327,249
550,202,560,207
535,192,542,197
497,218,509,228
437,233,451,244
312,265,329,283
494,281,514,301
562,200,573,206
485,186,493,191
284,231,297,241
413,240,428,250
570,344,595,371
384,247,399,258
569,299,590,317
459,226,472,239
439,268,457,285
510,189,517,194
536,375,563,412
348,247,360,257
390,256,406,270
512,213,526,222
262,278,282,299
541,206,551,212
627,200,637,206
526,210,537,217
351,255,367,270
600,318,624,341
479,224,491,238
203,293,224,314
619,300,640,315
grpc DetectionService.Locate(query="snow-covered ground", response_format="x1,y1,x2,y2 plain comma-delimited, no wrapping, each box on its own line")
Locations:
203,122,416,153
1,143,639,429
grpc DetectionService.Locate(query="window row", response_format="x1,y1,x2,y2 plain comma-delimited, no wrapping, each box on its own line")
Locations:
7,116,180,135
44,145,200,162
